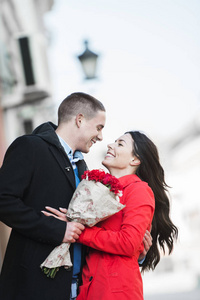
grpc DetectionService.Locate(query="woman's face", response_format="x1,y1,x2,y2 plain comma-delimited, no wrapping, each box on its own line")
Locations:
102,133,136,176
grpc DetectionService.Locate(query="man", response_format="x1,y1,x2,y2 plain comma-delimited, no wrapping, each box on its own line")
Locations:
0,92,106,300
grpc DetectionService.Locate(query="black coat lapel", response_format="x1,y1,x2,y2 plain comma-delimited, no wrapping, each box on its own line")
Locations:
49,145,76,190
77,160,88,180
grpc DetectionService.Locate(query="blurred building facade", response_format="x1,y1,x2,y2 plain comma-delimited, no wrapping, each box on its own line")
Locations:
143,113,200,296
0,0,55,270
167,114,200,291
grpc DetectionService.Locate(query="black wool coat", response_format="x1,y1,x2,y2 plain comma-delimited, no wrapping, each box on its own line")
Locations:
0,122,87,300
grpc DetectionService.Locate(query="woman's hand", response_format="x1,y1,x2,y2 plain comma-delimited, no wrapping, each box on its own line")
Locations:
42,206,68,222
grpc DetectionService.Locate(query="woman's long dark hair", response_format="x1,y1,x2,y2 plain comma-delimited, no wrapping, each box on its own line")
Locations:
126,131,178,272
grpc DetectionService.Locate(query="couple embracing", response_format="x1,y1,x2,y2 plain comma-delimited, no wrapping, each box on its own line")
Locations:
0,92,178,300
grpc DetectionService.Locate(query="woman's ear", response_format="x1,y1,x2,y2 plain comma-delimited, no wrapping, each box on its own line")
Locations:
130,157,141,166
75,114,84,128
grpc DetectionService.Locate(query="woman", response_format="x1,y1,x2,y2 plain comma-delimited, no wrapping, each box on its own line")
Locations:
45,131,178,300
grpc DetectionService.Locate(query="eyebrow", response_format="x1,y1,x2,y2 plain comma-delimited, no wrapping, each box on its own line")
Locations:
116,139,127,143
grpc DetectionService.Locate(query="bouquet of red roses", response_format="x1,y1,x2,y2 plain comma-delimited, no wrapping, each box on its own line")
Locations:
40,169,125,278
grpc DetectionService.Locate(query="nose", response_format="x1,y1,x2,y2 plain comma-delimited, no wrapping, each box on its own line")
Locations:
97,131,103,141
107,143,114,149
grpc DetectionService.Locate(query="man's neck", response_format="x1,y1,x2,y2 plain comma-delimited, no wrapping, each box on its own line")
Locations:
56,125,77,153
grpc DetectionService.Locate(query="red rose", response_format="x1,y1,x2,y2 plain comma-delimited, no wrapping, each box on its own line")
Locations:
81,169,123,196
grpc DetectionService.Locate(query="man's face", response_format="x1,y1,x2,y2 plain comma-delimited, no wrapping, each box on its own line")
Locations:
77,111,106,153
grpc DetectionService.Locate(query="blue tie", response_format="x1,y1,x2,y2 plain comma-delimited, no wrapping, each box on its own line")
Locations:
68,152,82,281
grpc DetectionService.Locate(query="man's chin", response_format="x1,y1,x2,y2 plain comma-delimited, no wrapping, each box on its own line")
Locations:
81,143,94,153
82,147,90,154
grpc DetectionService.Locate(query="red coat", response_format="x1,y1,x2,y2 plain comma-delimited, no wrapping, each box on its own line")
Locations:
77,174,155,300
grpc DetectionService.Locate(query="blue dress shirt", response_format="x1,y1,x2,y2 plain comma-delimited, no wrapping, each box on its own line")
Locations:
57,135,83,286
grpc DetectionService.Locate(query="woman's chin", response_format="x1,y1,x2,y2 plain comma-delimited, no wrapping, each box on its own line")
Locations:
102,160,109,170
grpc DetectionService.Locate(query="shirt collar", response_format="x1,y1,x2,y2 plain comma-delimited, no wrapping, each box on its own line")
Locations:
57,134,84,160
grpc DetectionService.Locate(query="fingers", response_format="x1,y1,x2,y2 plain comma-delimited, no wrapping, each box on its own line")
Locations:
45,206,62,216
44,206,67,222
43,206,68,217
145,229,152,239
76,222,85,231
138,230,153,262
67,222,85,234
41,210,61,221
42,206,85,243
143,230,152,254
144,230,153,245
41,211,54,217
142,241,148,256
59,207,68,214
63,222,85,243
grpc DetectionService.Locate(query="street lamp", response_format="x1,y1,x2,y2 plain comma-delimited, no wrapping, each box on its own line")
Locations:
78,40,99,79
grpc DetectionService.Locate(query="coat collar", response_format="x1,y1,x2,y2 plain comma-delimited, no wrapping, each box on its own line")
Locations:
118,174,142,188
32,122,87,190
32,122,60,148
49,145,76,190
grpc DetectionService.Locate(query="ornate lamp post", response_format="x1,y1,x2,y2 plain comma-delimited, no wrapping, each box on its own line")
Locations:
78,40,99,79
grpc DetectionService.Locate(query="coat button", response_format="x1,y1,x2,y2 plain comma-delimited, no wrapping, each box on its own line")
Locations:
65,167,71,172
89,276,93,281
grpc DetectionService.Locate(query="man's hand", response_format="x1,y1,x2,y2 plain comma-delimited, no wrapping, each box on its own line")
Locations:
63,221,85,243
139,230,152,262
41,206,85,243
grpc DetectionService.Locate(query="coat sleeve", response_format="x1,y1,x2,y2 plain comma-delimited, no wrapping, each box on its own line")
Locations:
78,183,155,257
0,136,66,246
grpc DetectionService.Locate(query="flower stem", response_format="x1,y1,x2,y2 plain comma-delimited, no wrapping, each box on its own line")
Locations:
42,267,60,278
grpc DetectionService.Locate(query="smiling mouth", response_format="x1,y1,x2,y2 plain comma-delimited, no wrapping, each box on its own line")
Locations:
91,139,96,145
105,152,115,158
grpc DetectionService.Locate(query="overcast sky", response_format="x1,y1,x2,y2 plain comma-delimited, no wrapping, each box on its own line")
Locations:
44,0,200,167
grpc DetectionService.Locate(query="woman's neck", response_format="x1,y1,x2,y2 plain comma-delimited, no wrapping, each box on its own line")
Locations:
108,168,135,178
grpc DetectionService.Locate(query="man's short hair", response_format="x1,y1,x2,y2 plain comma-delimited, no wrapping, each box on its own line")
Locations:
58,92,105,125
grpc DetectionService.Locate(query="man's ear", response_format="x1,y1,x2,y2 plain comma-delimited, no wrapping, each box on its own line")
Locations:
130,157,141,166
75,114,84,128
